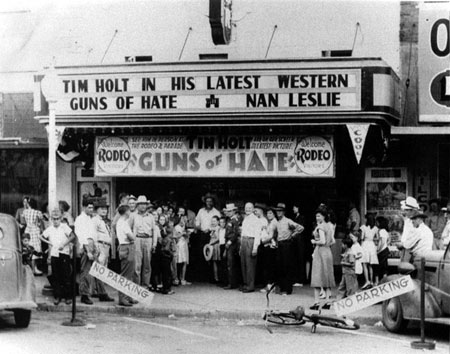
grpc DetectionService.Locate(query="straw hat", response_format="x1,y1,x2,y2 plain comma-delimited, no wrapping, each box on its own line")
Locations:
223,203,238,212
203,244,214,261
400,197,420,211
136,195,150,205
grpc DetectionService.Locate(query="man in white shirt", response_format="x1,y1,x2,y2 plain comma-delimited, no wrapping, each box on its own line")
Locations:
92,201,114,302
396,196,420,262
116,204,136,306
440,207,450,249
240,202,263,293
40,209,76,305
408,210,433,260
128,195,159,289
74,199,96,305
194,193,221,281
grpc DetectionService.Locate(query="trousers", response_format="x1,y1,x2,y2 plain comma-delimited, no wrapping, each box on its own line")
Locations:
118,244,136,303
134,237,153,287
51,254,72,300
240,237,257,291
79,247,93,296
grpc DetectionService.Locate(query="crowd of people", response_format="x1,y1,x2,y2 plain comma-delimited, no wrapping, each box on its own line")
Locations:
15,192,449,309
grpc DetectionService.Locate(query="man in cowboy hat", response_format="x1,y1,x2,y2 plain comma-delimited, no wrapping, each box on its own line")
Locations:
193,193,221,281
91,201,114,302
223,203,241,289
128,195,159,291
274,202,304,295
405,210,433,260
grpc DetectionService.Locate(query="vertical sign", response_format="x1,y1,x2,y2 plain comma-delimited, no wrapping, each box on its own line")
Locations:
415,168,431,212
346,124,370,164
209,0,232,45
418,2,450,122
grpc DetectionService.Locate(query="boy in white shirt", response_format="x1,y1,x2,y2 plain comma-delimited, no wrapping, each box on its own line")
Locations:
40,209,76,305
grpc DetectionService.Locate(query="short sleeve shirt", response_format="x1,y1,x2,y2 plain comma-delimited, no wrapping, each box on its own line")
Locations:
117,218,133,245
43,223,73,257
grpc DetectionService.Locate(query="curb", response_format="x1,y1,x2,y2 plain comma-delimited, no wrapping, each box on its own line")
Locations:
36,302,381,326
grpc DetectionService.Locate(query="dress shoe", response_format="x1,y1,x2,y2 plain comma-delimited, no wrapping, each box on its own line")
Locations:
242,288,254,293
53,298,61,305
99,294,114,302
81,295,93,305
322,303,332,310
118,301,132,307
309,303,320,310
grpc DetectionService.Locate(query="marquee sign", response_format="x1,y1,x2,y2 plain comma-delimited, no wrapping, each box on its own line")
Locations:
418,2,450,122
51,69,361,117
94,135,335,178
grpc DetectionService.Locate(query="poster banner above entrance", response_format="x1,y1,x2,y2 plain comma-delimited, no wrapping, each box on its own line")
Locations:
94,135,335,178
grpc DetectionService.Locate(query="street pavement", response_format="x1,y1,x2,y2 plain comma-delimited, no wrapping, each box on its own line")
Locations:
34,275,382,324
0,311,448,354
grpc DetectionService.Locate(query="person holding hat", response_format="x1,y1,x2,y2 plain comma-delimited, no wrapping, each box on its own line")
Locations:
222,203,241,289
40,209,76,305
128,195,159,290
274,202,304,295
404,210,433,261
91,201,114,302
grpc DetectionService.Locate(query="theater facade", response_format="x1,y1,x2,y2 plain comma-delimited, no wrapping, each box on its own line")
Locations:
35,57,400,233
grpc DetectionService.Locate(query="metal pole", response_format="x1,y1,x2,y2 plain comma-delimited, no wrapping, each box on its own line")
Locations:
62,241,85,326
48,101,57,212
410,257,435,350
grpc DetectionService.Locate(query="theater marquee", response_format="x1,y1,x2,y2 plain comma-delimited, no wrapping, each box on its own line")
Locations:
94,135,335,178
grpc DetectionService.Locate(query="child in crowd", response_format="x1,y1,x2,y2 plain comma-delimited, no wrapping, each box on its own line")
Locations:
40,209,76,305
209,215,221,283
218,217,227,283
174,215,191,286
160,215,176,295
338,237,358,299
349,231,364,286
375,216,390,285
21,233,37,268
360,213,379,289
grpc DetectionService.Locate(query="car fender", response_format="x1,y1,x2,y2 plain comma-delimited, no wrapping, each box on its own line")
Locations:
383,274,442,320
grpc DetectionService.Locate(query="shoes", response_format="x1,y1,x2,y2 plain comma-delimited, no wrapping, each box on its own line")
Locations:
260,288,267,293
91,294,99,298
361,283,372,290
33,269,43,276
322,303,332,310
99,294,115,302
118,301,133,307
129,299,138,304
242,289,254,293
172,280,180,286
293,283,303,287
309,303,320,310
81,295,93,305
162,290,175,295
53,298,61,305
180,280,192,286
65,299,72,305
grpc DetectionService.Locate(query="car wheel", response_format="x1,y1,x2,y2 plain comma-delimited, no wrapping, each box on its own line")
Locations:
13,309,31,328
382,297,408,333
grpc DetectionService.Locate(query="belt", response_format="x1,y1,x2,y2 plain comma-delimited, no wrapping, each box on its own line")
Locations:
242,236,255,239
120,242,134,245
136,234,151,238
97,240,110,246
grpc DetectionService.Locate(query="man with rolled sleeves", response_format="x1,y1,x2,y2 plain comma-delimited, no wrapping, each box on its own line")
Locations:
128,195,159,290
274,203,304,295
116,204,136,306
240,202,263,293
222,203,240,289
92,201,114,302
74,199,96,305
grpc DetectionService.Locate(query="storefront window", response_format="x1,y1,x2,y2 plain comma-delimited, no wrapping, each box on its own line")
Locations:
0,149,48,215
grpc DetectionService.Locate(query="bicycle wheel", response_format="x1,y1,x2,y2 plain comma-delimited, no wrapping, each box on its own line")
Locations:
264,312,305,326
310,314,360,330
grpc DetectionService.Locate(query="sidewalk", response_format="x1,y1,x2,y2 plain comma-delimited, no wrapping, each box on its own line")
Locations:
34,276,382,325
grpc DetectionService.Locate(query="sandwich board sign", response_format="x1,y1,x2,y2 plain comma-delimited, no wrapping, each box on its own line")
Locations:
333,275,416,316
89,261,154,306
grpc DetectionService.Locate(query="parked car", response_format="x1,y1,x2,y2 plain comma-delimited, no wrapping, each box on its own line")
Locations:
382,243,450,333
0,213,37,327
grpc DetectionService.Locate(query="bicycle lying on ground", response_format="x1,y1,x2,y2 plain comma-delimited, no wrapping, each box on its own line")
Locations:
262,284,360,333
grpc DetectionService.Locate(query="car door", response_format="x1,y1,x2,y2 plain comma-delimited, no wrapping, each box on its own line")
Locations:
438,243,450,315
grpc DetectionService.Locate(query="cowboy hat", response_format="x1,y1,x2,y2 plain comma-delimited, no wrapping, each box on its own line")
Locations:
201,192,217,204
136,195,150,205
400,196,420,211
203,244,214,261
273,202,286,211
223,203,238,212
409,210,427,219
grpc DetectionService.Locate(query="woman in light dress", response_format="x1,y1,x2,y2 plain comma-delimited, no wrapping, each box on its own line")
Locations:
360,213,379,289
